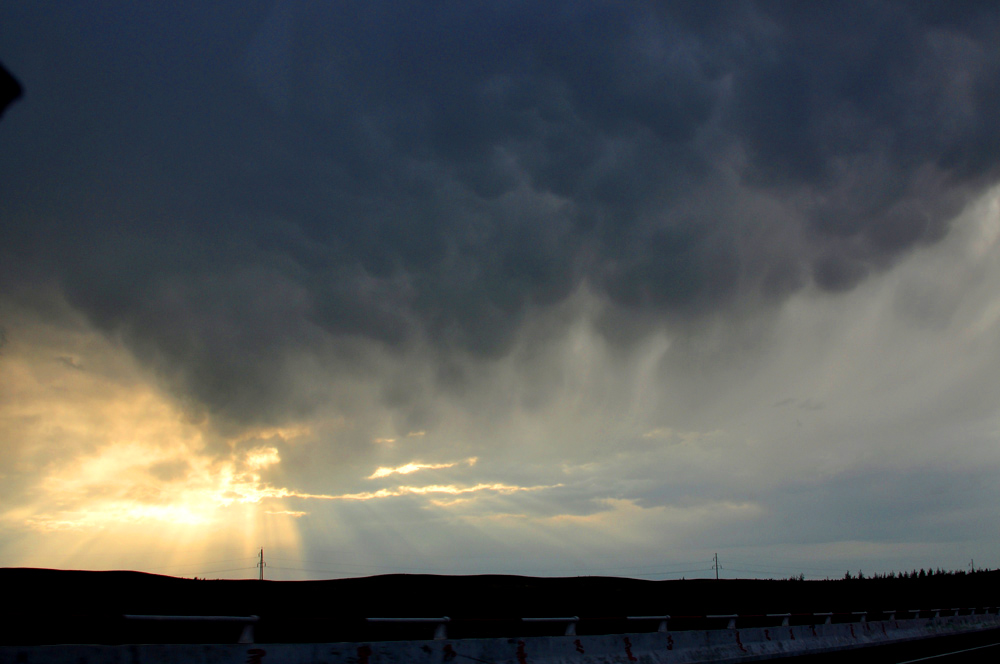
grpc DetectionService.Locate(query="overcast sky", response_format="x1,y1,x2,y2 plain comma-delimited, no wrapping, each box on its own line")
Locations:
2,1,1000,581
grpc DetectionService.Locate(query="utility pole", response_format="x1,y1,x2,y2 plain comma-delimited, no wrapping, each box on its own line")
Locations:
714,553,719,580
258,548,266,581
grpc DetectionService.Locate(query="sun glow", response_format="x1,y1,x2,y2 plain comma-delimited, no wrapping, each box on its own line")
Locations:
0,311,306,570
4,300,593,575
14,438,310,532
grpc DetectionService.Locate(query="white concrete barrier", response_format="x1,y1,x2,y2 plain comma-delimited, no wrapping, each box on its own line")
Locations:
2,614,998,663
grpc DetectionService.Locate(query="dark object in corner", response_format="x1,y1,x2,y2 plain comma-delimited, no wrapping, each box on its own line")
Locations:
1,61,24,119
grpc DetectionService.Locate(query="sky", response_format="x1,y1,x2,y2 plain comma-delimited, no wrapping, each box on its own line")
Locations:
2,1,1000,581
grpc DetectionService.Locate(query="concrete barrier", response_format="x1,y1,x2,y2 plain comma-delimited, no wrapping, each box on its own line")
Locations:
2,613,998,663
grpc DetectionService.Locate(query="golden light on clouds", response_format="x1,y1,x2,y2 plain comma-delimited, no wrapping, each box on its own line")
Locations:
0,310,561,545
14,440,302,532
366,457,477,479
2,297,627,575
322,482,560,502
244,446,282,470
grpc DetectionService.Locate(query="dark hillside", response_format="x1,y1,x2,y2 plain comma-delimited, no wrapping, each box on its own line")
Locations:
2,568,997,644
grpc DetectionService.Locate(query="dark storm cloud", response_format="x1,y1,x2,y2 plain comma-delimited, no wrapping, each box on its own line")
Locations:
2,1,999,426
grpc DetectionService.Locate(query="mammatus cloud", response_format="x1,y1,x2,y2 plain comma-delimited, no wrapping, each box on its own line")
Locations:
2,2,998,432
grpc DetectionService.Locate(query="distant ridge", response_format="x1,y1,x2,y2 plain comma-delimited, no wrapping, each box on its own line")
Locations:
3,567,998,620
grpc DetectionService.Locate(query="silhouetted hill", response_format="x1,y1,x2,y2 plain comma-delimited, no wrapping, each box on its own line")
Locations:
2,568,997,644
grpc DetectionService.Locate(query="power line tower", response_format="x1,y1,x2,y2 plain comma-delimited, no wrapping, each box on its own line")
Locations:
258,548,266,581
714,553,719,580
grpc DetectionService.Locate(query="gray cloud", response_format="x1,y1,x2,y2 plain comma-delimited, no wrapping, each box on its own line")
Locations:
2,1,999,430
